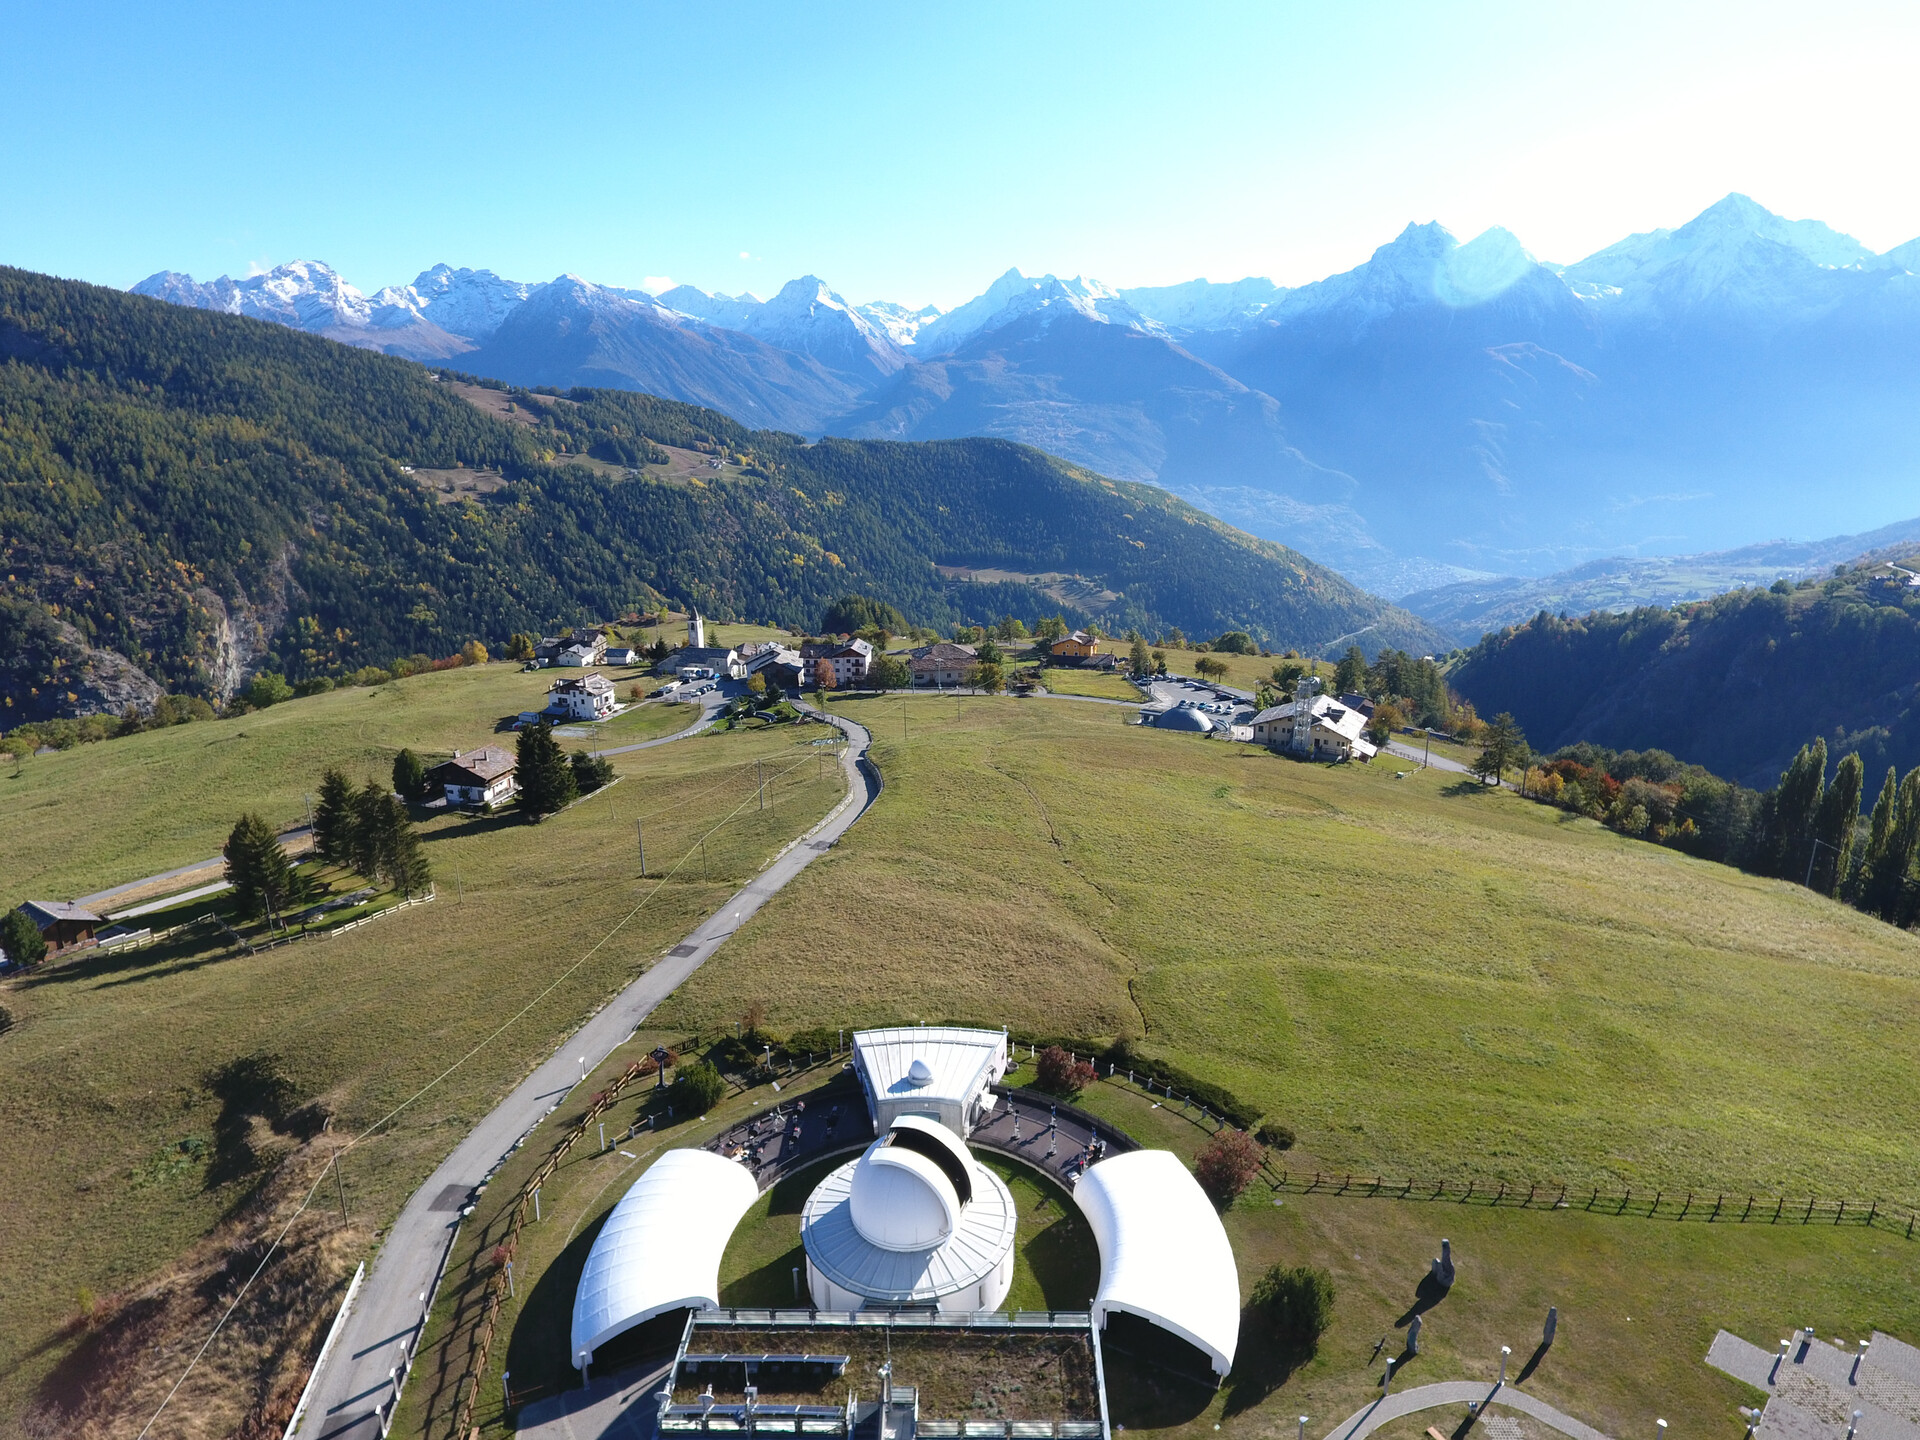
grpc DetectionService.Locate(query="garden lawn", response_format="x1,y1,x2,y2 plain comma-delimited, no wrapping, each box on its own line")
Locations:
1039,667,1144,701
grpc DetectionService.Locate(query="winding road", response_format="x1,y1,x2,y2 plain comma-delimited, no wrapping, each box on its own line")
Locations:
290,702,876,1440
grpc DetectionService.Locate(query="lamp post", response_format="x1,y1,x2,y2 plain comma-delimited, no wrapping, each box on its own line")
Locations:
1299,1418,1309,1440
1499,1346,1511,1387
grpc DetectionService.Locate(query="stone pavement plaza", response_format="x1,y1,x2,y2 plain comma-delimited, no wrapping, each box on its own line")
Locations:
1708,1328,1920,1440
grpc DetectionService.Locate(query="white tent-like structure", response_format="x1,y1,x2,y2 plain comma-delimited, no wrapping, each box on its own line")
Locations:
1073,1149,1240,1378
570,1148,759,1368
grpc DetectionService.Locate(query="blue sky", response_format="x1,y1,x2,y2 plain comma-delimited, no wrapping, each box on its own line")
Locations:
5,0,1918,308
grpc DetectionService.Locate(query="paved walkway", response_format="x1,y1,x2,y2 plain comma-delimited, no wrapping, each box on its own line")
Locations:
1320,1379,1612,1440
514,1361,671,1440
291,705,877,1440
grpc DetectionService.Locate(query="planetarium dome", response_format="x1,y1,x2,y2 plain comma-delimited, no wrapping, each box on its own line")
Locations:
1153,703,1214,732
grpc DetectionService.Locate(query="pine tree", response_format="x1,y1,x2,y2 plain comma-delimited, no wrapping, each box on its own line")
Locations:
392,748,427,801
1473,713,1528,785
1333,645,1367,696
224,812,299,926
313,768,355,865
0,907,48,968
1811,751,1863,895
516,720,576,821
348,782,387,880
1130,632,1151,676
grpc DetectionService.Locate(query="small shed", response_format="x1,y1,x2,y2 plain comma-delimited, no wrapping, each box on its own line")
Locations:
19,901,103,956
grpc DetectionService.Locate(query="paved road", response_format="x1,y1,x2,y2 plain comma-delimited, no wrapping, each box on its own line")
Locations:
292,705,877,1440
1320,1379,1611,1440
76,825,313,914
1384,737,1476,776
588,689,731,758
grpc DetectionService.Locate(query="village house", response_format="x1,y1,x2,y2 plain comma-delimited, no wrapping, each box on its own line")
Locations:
604,645,641,666
799,637,873,687
13,901,102,958
429,746,520,808
547,671,618,720
1048,630,1113,667
535,629,607,667
1248,679,1377,762
738,641,804,691
909,640,977,688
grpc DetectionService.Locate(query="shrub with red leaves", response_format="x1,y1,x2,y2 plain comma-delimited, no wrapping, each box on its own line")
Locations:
1194,1127,1265,1207
1035,1045,1096,1097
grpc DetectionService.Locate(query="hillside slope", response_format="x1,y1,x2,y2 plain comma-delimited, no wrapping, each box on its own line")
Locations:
1448,569,1920,787
0,267,1444,722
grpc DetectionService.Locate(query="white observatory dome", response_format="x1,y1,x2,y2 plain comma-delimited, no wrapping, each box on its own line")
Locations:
849,1144,959,1251
907,1057,934,1086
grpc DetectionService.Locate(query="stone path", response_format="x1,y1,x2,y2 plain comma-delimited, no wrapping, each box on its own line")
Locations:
1319,1380,1612,1440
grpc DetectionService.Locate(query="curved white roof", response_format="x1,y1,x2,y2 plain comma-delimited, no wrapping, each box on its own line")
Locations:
1073,1149,1240,1377
570,1148,759,1366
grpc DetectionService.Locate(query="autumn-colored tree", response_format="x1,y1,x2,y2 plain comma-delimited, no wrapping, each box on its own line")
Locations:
1193,1127,1264,1207
1035,1045,1095,1096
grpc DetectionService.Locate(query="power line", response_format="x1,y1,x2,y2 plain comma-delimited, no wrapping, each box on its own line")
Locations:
132,738,841,1436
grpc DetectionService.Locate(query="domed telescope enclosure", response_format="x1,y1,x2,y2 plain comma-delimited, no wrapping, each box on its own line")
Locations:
801,1114,1016,1312
1152,703,1214,733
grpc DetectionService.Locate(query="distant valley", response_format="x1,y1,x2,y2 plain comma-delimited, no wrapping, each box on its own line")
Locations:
136,193,1920,595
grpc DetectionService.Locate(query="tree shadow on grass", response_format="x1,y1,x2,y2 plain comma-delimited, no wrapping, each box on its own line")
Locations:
420,810,523,843
1440,779,1494,798
1221,1311,1316,1419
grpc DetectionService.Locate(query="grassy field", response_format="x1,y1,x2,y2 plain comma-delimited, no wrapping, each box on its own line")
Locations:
0,688,848,1435
638,693,1920,1431
1038,667,1144,701
1151,644,1331,693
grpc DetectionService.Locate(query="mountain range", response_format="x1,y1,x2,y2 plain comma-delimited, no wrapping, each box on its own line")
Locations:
0,265,1445,725
135,194,1920,594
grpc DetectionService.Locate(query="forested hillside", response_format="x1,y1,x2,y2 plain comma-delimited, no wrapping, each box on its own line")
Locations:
0,267,1443,723
1448,572,1920,788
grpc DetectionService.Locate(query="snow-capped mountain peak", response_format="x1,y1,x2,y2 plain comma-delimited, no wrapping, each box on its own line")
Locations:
913,268,1162,354
133,260,376,332
854,299,942,346
1561,193,1879,309
656,284,763,330
742,275,905,379
1117,275,1285,332
370,264,543,338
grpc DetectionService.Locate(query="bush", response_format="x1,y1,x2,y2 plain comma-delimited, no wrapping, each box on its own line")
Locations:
293,676,334,697
0,908,47,969
242,671,293,708
1256,1120,1296,1150
1035,1044,1096,1096
570,751,615,792
671,1060,727,1116
785,1026,840,1058
1212,631,1257,655
1250,1264,1336,1353
1194,1127,1265,1207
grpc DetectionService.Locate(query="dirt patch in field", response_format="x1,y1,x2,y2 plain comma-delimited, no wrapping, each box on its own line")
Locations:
412,467,510,503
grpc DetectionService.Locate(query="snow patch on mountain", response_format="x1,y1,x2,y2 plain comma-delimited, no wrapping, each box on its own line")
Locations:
1118,276,1285,332
656,284,764,329
740,276,906,380
133,260,377,331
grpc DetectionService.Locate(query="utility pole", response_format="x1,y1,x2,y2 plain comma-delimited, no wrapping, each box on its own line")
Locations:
637,819,645,877
758,758,764,812
1423,729,1432,768
331,1148,349,1223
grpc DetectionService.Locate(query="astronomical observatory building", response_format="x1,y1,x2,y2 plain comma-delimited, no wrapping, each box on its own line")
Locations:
567,1025,1241,1431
